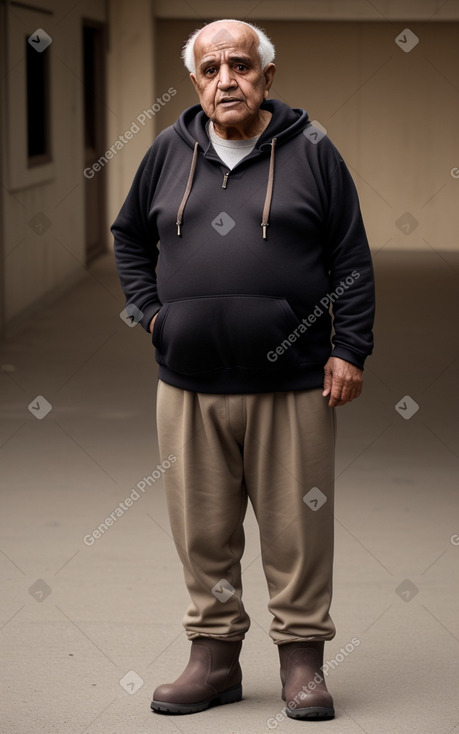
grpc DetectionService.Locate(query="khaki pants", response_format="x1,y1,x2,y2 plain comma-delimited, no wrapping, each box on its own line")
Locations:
156,380,336,645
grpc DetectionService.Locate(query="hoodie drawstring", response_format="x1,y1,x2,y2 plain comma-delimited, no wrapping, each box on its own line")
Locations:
261,137,277,240
176,137,277,239
176,141,199,236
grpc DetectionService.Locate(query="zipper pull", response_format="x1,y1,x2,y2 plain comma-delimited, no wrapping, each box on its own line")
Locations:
222,171,230,189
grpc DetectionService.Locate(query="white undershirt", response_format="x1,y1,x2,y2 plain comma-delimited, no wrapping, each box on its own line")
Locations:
206,120,260,170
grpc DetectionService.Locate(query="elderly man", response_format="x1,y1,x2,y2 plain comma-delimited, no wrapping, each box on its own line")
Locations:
112,18,375,721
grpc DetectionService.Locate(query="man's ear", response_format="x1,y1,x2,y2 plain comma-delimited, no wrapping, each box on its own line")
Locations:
263,63,276,98
190,73,200,94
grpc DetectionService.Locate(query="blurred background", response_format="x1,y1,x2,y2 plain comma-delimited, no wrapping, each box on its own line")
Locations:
1,2,458,733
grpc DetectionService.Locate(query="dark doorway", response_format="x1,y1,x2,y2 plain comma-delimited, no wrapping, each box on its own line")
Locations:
83,21,106,264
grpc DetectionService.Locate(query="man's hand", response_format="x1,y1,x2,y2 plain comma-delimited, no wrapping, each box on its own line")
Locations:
322,356,363,407
149,312,159,333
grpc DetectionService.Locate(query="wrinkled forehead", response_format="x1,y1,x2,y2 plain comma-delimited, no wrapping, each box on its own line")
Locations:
194,23,260,67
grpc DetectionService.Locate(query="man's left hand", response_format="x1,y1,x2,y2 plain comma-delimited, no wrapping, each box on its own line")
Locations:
322,356,363,407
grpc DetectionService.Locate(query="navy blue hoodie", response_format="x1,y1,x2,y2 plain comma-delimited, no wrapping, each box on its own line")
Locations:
112,99,375,394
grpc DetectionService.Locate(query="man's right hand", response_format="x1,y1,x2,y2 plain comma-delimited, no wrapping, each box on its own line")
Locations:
149,312,159,333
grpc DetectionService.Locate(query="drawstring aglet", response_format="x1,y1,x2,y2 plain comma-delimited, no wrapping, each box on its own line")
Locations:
176,221,182,237
262,223,268,240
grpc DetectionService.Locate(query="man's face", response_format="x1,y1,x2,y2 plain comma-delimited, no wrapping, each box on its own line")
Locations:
190,23,275,134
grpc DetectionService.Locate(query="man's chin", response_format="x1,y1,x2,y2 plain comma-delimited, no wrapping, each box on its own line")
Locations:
212,109,253,129
215,114,242,126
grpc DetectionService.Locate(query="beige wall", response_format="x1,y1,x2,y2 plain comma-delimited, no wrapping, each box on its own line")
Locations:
106,0,155,228
154,19,459,253
1,0,107,331
153,0,459,21
1,0,156,332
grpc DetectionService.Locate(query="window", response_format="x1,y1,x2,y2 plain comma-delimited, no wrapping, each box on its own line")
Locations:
26,34,51,166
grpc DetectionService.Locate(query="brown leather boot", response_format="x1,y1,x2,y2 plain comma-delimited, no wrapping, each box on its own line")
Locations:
151,637,243,714
278,641,335,720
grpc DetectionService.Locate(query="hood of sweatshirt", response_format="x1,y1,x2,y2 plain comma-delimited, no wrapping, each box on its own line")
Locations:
173,99,310,151
172,100,311,238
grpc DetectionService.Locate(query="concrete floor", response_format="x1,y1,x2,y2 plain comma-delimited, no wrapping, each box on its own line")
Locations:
1,249,458,734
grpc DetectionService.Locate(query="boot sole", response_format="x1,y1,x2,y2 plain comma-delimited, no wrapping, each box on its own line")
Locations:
150,684,242,715
286,705,335,720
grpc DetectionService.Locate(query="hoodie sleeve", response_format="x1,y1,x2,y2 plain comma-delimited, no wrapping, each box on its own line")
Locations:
111,147,161,332
323,146,375,370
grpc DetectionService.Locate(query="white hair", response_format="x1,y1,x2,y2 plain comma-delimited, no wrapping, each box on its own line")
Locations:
181,19,275,74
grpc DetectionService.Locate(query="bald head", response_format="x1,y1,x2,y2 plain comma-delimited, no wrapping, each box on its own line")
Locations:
194,21,261,77
182,19,275,74
195,22,259,69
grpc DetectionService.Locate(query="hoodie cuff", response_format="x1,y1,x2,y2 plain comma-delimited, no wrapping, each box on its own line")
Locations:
330,346,368,371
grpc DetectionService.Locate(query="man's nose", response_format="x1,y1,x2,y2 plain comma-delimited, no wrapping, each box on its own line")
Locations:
217,64,237,89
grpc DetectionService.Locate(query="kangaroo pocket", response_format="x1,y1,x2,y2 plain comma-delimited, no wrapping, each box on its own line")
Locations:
152,294,303,375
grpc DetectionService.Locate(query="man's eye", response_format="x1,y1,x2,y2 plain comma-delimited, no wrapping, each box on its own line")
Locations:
235,64,248,72
204,67,216,76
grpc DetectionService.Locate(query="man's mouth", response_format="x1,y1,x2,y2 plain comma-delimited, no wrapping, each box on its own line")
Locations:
219,98,244,105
